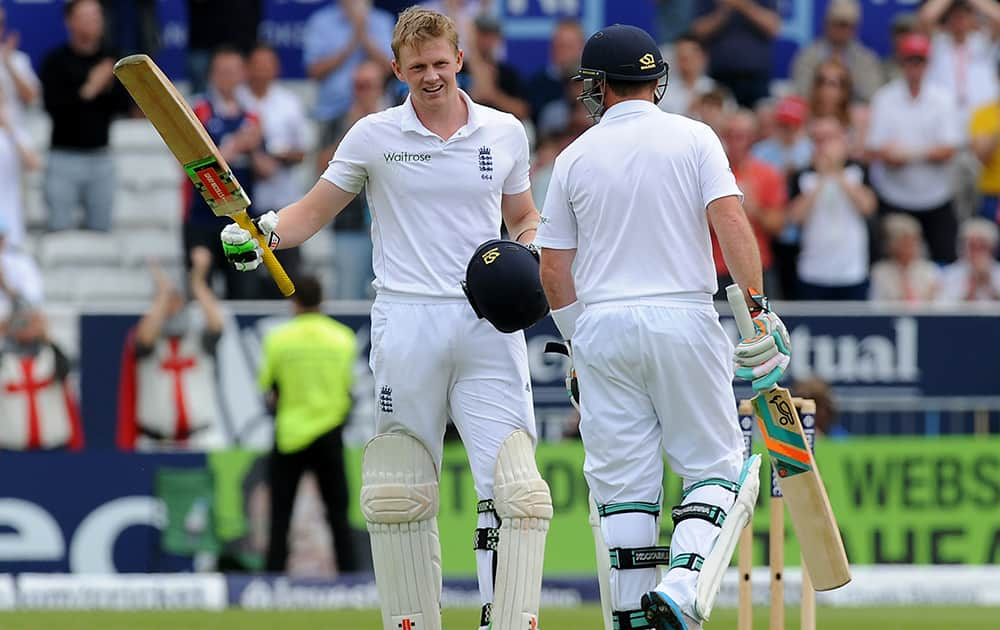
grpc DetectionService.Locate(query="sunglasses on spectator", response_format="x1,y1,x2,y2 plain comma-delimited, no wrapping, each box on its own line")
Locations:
816,75,846,87
830,20,856,29
901,56,927,66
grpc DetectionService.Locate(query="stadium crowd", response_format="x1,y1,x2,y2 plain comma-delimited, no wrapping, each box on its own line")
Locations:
1,0,1000,454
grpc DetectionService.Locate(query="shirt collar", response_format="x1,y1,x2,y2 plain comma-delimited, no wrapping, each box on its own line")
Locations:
599,99,660,124
400,89,482,139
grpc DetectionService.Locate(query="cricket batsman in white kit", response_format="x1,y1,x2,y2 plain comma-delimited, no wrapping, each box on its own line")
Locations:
536,24,791,630
218,8,553,630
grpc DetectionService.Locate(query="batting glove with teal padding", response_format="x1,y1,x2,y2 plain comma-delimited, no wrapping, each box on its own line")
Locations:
733,289,791,392
220,211,279,272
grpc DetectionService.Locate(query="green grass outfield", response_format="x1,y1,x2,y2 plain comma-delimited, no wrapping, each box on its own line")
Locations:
1,607,998,630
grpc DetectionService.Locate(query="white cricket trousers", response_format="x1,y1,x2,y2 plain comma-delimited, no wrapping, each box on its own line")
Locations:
369,293,537,494
573,297,744,617
369,293,538,620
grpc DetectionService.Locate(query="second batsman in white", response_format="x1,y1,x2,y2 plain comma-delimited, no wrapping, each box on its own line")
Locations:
536,24,791,630
219,8,552,630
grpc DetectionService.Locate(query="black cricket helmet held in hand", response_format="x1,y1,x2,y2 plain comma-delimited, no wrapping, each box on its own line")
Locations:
462,239,550,333
575,23,669,120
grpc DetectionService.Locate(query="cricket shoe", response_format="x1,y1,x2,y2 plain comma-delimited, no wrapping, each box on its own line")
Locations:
641,591,690,630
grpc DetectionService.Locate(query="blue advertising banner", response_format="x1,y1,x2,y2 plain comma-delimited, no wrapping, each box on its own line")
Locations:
7,1,915,82
0,451,204,574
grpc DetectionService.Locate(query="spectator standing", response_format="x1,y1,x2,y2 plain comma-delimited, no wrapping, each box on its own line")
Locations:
869,213,940,302
524,19,584,126
304,0,394,166
691,0,781,107
716,110,785,296
328,60,388,300
919,0,1000,128
0,94,41,248
0,5,40,124
40,0,130,233
866,34,961,264
240,44,309,298
117,248,227,451
790,0,883,103
185,47,262,299
920,0,1000,224
185,0,261,95
658,33,716,116
0,304,83,451
788,116,876,300
258,275,359,574
936,217,1000,302
466,13,529,120
806,59,869,160
751,94,812,175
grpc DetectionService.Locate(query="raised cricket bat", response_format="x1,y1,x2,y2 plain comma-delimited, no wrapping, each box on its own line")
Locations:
726,283,850,591
113,54,294,297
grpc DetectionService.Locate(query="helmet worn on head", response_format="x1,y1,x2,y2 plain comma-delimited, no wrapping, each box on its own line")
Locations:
575,24,669,120
462,239,550,333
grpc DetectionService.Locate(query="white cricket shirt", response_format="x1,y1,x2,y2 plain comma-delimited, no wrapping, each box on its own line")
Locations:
535,100,741,304
322,90,530,298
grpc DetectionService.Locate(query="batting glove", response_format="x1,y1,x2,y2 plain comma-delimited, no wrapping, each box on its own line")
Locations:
220,211,279,272
733,290,791,392
544,341,579,410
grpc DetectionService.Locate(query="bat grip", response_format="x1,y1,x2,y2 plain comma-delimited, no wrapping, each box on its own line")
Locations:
726,284,756,339
232,211,296,297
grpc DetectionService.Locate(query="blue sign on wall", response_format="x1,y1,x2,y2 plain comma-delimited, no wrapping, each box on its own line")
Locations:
0,452,203,574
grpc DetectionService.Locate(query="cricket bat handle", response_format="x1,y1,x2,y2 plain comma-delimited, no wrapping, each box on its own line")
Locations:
232,211,295,297
726,284,756,339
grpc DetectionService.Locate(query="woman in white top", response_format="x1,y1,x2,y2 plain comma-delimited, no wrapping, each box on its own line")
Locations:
870,213,941,302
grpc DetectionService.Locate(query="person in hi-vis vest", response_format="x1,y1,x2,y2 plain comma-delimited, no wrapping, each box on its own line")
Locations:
258,274,358,574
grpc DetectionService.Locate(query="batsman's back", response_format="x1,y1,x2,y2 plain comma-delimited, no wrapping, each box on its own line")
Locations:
541,103,736,305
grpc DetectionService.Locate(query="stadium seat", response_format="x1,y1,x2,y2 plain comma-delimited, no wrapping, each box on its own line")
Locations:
115,152,181,191
41,268,82,302
37,230,123,268
114,187,183,229
76,267,156,302
298,226,336,267
120,227,184,265
110,118,168,151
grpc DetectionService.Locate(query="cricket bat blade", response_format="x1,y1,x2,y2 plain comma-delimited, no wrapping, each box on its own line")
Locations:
726,284,851,590
113,54,294,297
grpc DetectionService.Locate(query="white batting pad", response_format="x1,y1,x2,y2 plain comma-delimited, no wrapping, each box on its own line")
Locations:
589,493,614,630
492,430,553,630
694,454,761,621
361,432,442,630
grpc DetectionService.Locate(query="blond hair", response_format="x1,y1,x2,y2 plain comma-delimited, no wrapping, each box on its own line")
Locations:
391,6,459,61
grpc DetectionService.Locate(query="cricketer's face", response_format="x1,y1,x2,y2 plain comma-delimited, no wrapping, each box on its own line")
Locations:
393,37,463,112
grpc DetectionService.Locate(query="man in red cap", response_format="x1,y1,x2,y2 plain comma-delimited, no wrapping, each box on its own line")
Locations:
866,33,962,263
